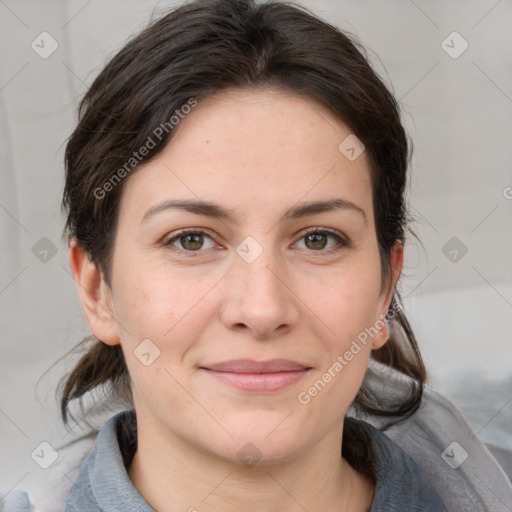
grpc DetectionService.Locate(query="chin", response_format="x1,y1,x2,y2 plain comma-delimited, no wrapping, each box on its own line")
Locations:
215,417,308,465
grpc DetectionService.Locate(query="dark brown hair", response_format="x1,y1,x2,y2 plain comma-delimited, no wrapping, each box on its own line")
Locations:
60,0,426,475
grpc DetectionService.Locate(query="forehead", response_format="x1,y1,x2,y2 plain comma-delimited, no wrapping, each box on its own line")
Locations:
120,87,374,225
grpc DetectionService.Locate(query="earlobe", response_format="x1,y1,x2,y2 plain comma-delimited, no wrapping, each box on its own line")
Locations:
68,238,120,346
372,241,403,350
372,318,391,350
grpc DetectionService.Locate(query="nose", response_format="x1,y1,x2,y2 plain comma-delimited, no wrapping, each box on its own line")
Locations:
219,247,300,340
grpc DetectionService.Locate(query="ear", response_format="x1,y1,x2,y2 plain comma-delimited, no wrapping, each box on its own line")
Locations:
372,240,403,350
68,238,120,346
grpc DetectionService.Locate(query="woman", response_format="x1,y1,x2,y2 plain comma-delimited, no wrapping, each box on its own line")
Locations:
5,0,509,510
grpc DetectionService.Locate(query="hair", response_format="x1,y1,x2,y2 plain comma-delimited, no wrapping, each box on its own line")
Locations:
59,0,426,477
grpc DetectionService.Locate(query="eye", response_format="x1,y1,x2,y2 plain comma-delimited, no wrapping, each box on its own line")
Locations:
164,230,216,253
295,228,349,254
163,227,349,256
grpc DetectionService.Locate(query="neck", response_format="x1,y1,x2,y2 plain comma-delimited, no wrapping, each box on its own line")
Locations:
127,414,374,512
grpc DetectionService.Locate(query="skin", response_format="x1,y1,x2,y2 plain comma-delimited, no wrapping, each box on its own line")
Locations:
70,86,403,511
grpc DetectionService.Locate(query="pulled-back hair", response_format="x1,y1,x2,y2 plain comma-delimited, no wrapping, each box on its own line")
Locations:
60,0,426,467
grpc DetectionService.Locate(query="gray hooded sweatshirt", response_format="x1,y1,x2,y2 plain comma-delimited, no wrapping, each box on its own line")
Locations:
61,410,447,511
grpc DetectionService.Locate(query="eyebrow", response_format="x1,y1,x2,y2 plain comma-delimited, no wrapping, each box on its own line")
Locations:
141,197,367,226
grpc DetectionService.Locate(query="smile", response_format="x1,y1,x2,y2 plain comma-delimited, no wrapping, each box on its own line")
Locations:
200,359,312,392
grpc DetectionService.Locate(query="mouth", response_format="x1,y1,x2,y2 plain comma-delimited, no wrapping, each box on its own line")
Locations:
199,359,312,392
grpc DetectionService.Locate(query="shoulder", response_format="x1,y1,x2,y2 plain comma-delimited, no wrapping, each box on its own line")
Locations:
356,359,512,511
351,419,448,511
0,429,98,512
65,410,152,511
0,410,148,512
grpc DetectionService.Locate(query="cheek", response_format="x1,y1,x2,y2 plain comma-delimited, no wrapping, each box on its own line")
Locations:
295,272,381,420
111,263,208,417
112,252,189,336
303,255,382,344
111,255,220,371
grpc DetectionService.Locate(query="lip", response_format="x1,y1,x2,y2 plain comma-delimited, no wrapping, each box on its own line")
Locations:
200,359,312,392
201,359,311,373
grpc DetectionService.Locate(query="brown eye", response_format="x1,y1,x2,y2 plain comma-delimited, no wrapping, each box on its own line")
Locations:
179,233,204,251
296,229,348,254
304,232,329,250
165,230,215,252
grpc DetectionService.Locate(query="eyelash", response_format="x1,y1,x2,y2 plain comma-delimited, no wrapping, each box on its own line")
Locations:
163,227,349,257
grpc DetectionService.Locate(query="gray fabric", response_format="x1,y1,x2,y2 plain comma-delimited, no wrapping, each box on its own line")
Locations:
352,360,512,512
64,412,152,511
1,492,34,512
362,420,448,511
61,410,446,511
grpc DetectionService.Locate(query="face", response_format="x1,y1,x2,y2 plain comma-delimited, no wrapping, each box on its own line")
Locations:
100,87,401,464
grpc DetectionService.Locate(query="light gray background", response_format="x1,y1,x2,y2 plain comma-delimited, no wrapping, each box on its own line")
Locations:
1,0,511,497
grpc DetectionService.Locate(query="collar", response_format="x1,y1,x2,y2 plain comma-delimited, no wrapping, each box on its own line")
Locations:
66,410,447,511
